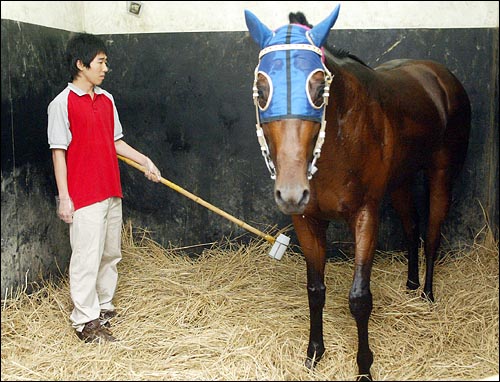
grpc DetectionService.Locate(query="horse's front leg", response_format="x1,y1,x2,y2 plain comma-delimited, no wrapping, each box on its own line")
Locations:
349,205,378,381
292,214,329,369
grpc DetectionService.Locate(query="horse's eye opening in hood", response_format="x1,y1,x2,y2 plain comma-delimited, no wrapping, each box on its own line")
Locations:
256,72,272,111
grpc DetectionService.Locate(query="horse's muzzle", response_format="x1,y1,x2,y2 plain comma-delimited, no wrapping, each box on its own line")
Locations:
274,183,310,215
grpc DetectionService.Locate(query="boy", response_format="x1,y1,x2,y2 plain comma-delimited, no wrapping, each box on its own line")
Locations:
47,33,162,343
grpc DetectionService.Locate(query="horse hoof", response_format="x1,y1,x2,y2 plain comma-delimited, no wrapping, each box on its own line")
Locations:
421,291,435,302
356,373,372,381
304,357,315,370
406,280,419,290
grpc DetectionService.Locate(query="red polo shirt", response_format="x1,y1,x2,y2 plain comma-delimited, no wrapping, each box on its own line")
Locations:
47,83,124,211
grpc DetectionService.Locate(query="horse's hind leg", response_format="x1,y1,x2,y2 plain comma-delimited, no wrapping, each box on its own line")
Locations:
390,180,420,290
292,214,329,369
423,165,453,302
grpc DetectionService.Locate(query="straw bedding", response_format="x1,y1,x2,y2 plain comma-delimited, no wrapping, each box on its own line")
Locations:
1,220,498,381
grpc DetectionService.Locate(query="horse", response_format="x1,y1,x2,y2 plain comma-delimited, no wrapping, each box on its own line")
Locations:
244,4,470,380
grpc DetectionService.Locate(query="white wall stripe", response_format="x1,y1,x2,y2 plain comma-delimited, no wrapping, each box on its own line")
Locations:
1,1,499,34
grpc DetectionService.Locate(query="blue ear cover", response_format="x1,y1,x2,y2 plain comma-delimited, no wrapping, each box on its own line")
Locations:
244,9,274,48
308,4,340,47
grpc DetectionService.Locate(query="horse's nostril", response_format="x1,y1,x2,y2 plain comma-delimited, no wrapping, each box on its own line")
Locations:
301,189,310,205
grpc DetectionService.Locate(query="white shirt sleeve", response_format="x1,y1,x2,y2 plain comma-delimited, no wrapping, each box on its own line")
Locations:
112,101,124,141
47,87,71,150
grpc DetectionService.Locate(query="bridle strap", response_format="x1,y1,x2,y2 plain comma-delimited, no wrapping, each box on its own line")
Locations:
307,71,332,179
259,44,323,59
253,65,277,179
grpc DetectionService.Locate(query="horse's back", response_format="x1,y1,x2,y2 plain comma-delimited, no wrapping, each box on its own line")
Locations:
375,59,470,175
375,59,470,132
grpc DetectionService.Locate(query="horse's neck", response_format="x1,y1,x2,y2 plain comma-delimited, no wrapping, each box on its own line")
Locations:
323,51,383,149
325,53,374,114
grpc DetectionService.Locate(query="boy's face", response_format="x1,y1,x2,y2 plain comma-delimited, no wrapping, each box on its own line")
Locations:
78,52,108,86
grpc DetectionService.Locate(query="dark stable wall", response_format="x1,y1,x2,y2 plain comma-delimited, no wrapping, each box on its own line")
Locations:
1,19,498,293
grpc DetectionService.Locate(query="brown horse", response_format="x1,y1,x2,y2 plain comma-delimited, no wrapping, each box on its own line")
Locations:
245,5,470,381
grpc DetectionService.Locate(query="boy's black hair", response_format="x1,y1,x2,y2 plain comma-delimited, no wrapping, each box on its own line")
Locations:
66,33,107,81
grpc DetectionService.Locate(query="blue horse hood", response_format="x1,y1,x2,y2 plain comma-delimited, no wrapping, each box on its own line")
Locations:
256,24,326,123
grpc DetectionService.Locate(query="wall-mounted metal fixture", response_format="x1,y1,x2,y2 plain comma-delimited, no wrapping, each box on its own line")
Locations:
127,1,143,16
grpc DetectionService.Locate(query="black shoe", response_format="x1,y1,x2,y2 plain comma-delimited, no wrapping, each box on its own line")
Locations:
76,318,117,343
99,309,117,328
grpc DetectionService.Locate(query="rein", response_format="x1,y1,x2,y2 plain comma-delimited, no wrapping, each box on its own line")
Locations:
252,42,333,180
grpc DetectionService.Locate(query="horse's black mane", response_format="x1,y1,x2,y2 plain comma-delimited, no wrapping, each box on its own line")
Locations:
288,11,370,68
328,47,369,67
289,11,313,28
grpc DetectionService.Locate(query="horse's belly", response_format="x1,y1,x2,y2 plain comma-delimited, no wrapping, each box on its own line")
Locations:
389,119,443,181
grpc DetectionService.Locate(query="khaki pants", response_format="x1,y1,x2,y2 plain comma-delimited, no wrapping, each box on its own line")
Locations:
69,197,122,331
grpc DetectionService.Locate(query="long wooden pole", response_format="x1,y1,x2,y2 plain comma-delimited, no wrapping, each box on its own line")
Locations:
117,155,277,244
